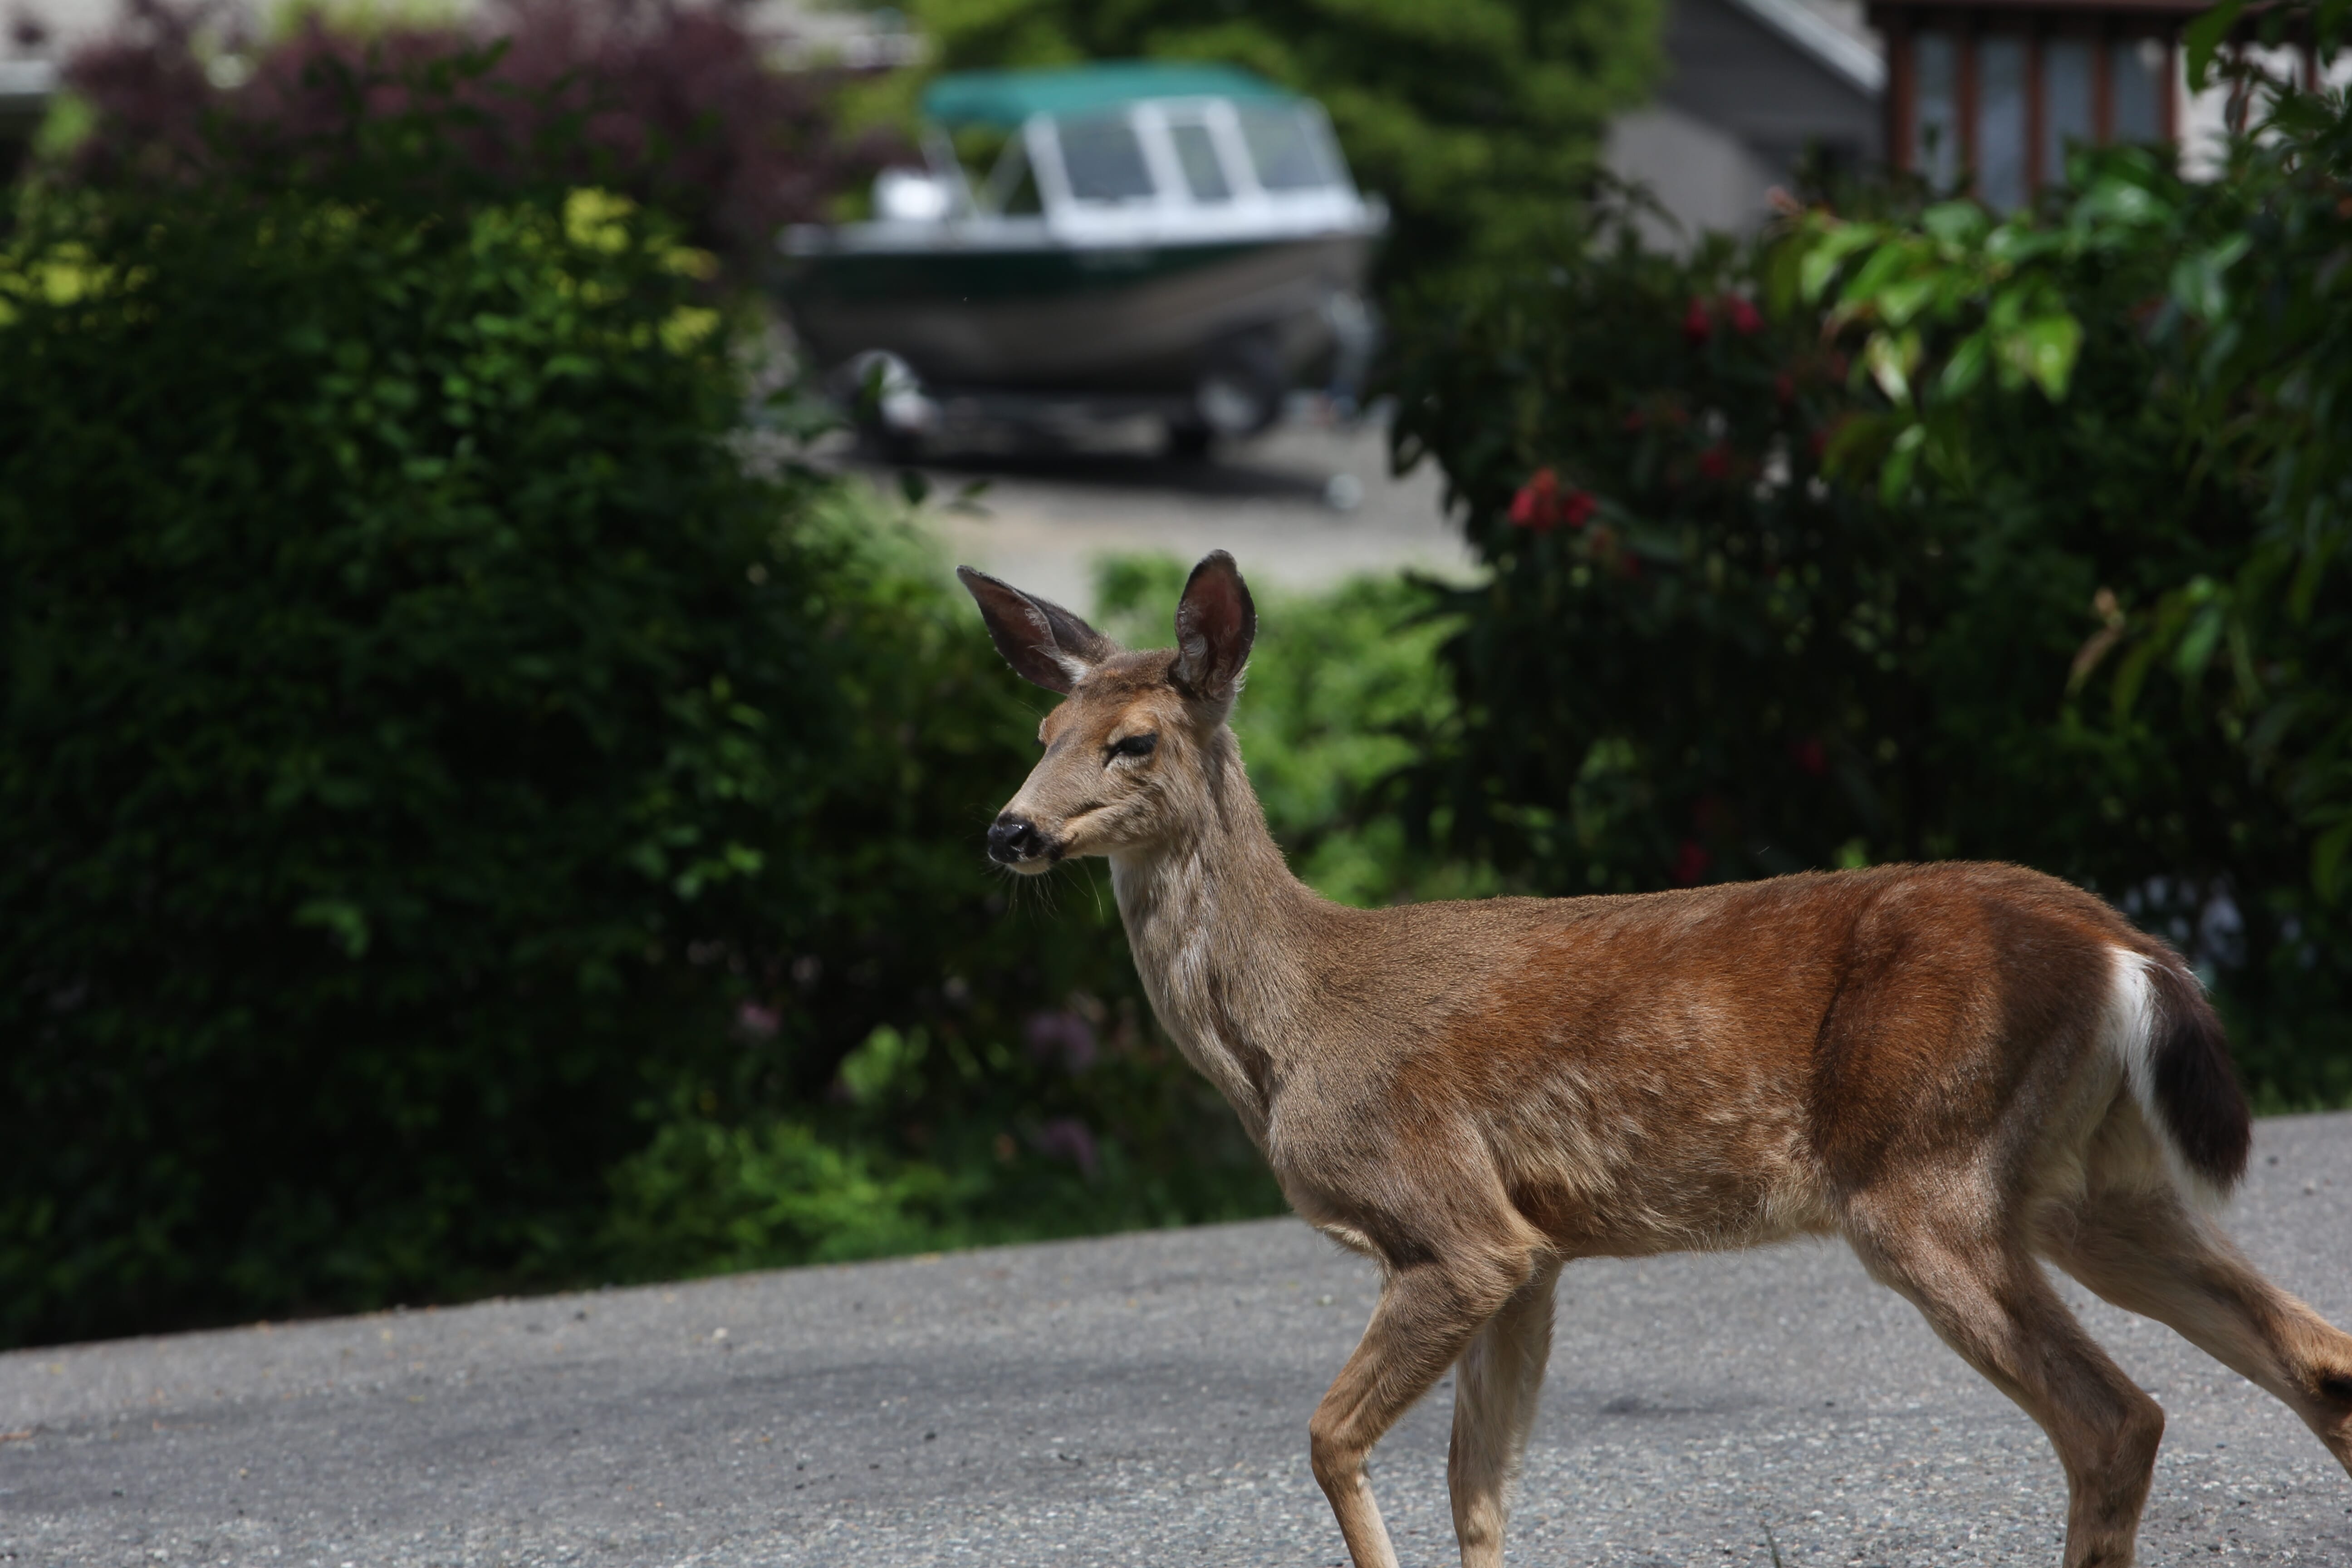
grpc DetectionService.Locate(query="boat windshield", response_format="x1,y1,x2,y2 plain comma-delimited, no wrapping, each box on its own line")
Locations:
1057,114,1158,204
1237,104,1343,192
1167,118,1232,203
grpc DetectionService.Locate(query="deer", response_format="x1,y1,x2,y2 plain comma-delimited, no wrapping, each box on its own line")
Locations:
956,549,2352,1568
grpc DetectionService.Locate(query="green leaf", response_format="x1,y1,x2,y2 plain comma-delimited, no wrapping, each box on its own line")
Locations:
2184,0,2249,91
2315,816,2352,904
1875,276,1939,328
2320,0,2352,54
2169,233,2253,318
2073,176,2169,230
1797,225,1877,303
1879,422,1926,502
1921,201,1989,249
2173,603,2226,681
1842,242,1919,309
1865,328,1921,406
1937,330,1990,400
294,898,372,959
2007,314,2084,399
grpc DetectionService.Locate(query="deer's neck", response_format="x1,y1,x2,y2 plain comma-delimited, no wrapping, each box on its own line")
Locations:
1108,728,1325,1150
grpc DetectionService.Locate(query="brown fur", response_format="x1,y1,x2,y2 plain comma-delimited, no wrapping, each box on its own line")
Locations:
957,553,2352,1568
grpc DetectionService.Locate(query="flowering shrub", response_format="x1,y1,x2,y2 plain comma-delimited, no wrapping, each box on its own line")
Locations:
1389,228,1918,895
1387,194,2347,1106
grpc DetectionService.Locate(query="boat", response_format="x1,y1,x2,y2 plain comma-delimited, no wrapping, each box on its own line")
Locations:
775,61,1386,456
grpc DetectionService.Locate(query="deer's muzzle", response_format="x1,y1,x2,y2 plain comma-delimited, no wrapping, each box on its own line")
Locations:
988,814,1054,868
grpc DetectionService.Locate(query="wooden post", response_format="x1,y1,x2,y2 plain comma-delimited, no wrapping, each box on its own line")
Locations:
2158,36,2178,144
2092,19,2114,143
2027,29,2048,192
1959,22,1980,196
1886,14,1914,174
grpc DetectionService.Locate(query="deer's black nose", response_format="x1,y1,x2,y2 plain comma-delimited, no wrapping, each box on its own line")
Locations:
989,815,1044,864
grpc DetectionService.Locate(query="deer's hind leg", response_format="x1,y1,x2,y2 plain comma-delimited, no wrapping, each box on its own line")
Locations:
1846,1196,2164,1568
1447,1256,1562,1568
2035,1184,2352,1474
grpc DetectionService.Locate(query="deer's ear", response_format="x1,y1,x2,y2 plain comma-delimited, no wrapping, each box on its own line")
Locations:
1171,550,1255,704
957,566,1115,694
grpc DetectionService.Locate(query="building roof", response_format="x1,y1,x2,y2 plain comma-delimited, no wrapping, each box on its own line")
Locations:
1725,0,1886,95
921,62,1297,127
1867,0,2204,9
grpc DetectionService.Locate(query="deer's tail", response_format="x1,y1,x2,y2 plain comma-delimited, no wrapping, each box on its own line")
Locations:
2110,946,2251,1203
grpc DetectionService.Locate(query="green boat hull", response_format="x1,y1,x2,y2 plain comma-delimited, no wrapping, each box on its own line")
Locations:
777,231,1373,397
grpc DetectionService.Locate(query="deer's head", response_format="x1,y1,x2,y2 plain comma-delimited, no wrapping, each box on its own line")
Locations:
958,551,1256,874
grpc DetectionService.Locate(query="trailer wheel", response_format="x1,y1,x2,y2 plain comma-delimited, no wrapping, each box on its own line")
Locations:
1164,420,1216,462
1194,331,1285,439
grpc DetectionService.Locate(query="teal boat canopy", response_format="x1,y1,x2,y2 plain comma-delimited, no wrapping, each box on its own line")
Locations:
920,62,1298,127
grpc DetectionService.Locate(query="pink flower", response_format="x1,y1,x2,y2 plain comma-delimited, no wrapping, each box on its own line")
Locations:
1726,295,1764,335
1683,298,1713,344
1024,1009,1098,1073
1562,489,1598,528
1031,1117,1099,1176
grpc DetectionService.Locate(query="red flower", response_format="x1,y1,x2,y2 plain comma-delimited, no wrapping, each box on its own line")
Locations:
1683,297,1712,344
1697,444,1733,480
1790,738,1828,777
1509,469,1600,533
1509,467,1561,530
1671,839,1712,886
1725,295,1764,336
1773,372,1797,407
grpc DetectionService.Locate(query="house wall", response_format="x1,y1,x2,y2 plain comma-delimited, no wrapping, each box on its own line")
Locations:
1605,101,1785,245
1607,0,1884,242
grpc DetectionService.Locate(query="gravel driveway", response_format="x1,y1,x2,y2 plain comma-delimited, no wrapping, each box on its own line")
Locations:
5,1114,2349,1568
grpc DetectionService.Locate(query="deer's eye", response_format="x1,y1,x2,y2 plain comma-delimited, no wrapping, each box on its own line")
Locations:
1108,733,1157,761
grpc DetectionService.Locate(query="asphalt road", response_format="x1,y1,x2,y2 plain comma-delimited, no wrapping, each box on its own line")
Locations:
5,1115,2349,1568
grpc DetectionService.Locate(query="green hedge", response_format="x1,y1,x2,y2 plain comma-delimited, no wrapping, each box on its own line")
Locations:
0,66,1274,1347
0,96,844,1338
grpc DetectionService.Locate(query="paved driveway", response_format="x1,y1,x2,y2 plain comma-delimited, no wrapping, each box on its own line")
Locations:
5,1114,2348,1568
882,418,1473,615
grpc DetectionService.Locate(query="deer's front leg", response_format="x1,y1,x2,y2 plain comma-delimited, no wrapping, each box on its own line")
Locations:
1310,1254,1534,1568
